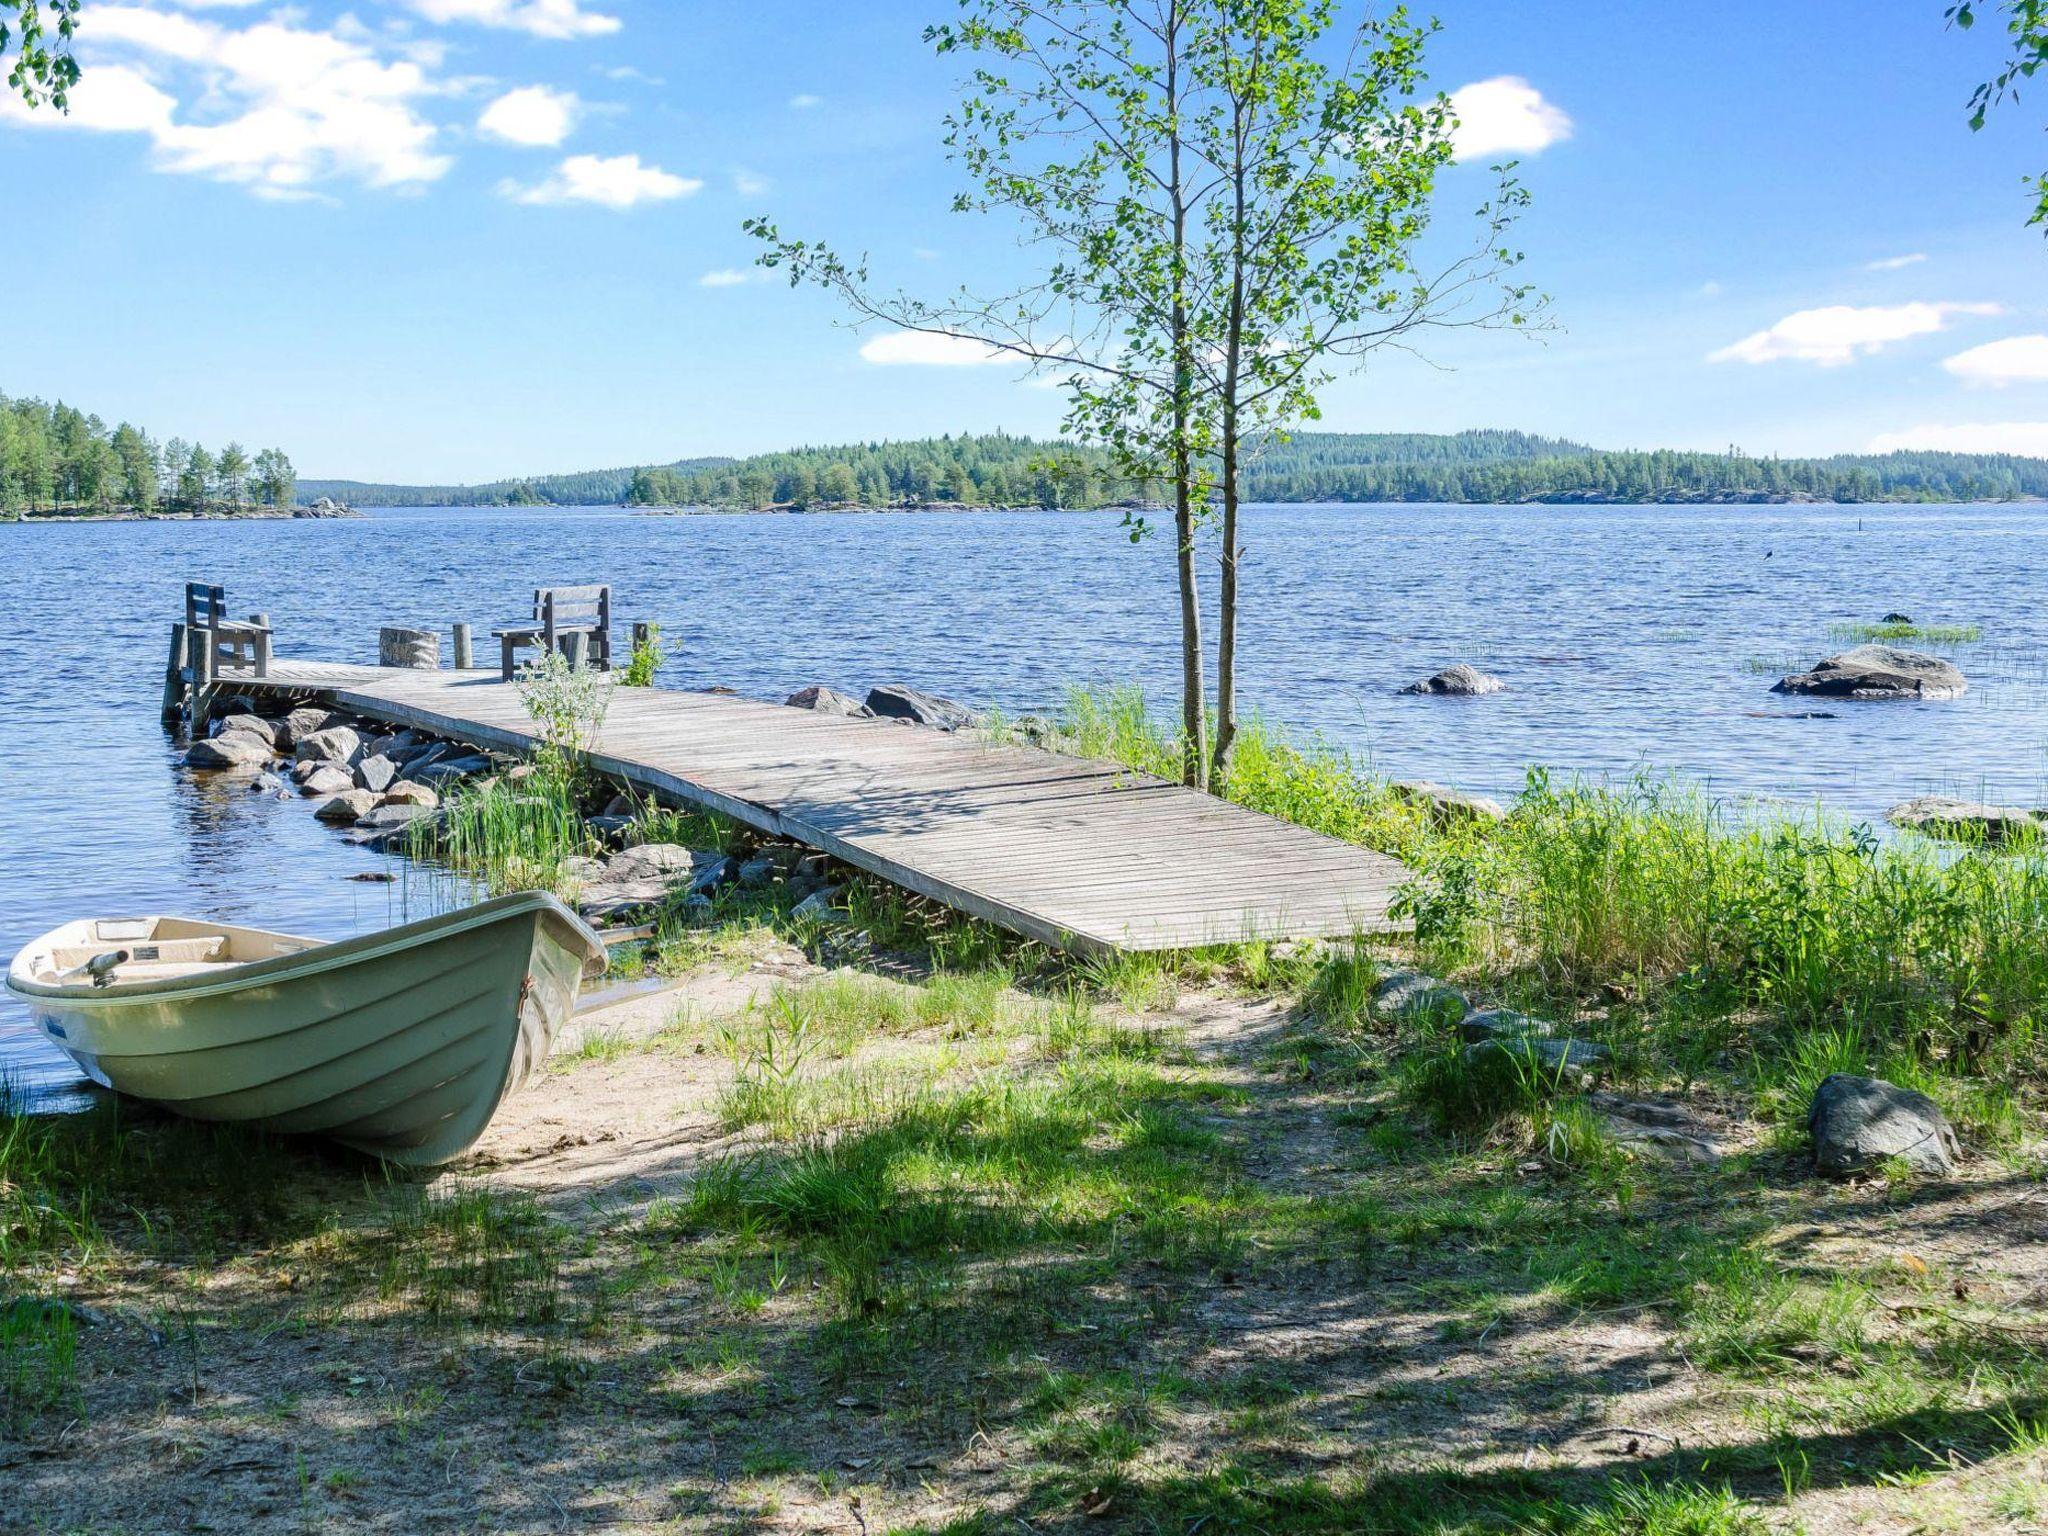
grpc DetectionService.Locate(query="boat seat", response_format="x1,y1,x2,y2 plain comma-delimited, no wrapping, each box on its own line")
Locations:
50,936,228,970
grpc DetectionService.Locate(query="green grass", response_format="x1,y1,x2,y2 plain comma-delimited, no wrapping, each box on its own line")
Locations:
0,1299,80,1429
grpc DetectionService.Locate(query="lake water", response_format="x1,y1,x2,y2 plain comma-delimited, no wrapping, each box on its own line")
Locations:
5,501,2046,1099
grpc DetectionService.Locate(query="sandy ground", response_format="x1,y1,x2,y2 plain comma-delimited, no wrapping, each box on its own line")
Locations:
6,948,2045,1535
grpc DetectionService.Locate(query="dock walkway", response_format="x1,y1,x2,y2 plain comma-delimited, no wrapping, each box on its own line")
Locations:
248,662,1407,955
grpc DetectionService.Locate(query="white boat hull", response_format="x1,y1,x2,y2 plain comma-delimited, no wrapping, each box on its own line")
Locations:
6,893,607,1167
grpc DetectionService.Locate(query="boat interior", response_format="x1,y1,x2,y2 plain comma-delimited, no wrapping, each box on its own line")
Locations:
25,916,318,989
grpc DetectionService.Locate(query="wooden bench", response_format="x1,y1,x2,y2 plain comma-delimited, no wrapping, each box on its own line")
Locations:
185,582,272,678
490,584,611,681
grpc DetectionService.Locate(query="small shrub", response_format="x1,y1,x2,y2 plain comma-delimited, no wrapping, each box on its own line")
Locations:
621,623,664,687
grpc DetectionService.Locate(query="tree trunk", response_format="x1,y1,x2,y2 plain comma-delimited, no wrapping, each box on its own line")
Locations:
1212,98,1250,794
1165,0,1207,790
1215,433,1239,791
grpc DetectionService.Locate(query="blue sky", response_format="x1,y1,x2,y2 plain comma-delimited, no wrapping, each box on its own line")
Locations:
2,0,2046,482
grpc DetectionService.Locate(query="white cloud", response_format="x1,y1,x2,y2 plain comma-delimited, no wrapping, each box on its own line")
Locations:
503,152,700,208
858,330,1011,366
1446,76,1571,161
1942,334,2048,387
1697,280,1723,298
1865,252,1928,272
788,93,821,110
407,0,621,40
732,167,769,196
0,6,454,196
699,267,757,287
1867,422,2048,456
1708,301,2002,366
477,85,578,146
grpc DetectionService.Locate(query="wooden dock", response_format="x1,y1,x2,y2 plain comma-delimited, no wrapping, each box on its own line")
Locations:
243,662,1408,955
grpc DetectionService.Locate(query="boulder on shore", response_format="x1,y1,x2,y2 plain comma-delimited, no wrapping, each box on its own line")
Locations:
602,843,718,884
186,733,275,769
1373,969,1467,1023
1887,796,2041,845
382,780,438,809
1810,1073,1960,1177
1391,780,1506,825
1400,664,1504,697
864,684,980,730
786,684,872,717
1773,645,1966,700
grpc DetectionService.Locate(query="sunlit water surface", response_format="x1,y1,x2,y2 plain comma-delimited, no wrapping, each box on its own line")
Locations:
5,501,2045,1098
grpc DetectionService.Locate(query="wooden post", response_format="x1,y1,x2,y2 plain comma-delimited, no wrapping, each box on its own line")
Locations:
161,621,188,722
190,634,217,733
452,622,473,671
564,630,590,671
632,621,653,651
249,613,271,679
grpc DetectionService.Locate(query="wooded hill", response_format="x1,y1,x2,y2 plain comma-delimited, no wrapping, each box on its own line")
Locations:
303,430,2048,509
2,392,296,515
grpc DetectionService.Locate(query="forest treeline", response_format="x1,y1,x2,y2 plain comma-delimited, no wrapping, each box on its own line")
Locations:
304,430,2048,510
2,393,296,516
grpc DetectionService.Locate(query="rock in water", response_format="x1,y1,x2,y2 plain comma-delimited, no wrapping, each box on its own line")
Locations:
356,754,399,794
382,780,438,809
786,684,871,717
298,766,355,797
1400,664,1504,697
282,706,343,748
1391,780,1506,825
215,712,283,751
864,685,980,730
1887,796,2041,845
1772,645,1966,700
314,789,381,823
185,733,274,769
1810,1073,1960,1177
354,804,430,833
295,726,365,766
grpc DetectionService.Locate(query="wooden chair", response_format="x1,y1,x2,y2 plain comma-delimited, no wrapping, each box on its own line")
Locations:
184,582,272,678
491,584,611,681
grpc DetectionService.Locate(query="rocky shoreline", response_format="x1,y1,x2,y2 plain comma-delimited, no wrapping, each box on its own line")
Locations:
12,496,357,524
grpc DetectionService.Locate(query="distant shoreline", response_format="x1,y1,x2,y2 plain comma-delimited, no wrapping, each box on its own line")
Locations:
14,492,2046,523
6,501,361,525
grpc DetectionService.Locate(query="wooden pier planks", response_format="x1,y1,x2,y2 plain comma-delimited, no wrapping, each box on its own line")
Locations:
248,662,1409,955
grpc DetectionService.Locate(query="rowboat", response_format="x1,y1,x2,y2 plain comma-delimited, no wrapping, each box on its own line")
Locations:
4,892,607,1166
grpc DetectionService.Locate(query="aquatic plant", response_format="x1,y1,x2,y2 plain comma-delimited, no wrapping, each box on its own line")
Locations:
1827,619,1982,646
432,771,592,900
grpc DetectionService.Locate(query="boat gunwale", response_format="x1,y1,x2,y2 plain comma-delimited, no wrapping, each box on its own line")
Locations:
4,891,605,1009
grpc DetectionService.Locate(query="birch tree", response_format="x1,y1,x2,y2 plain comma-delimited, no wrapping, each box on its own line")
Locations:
750,0,1225,784
1182,0,1541,785
2,0,77,109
